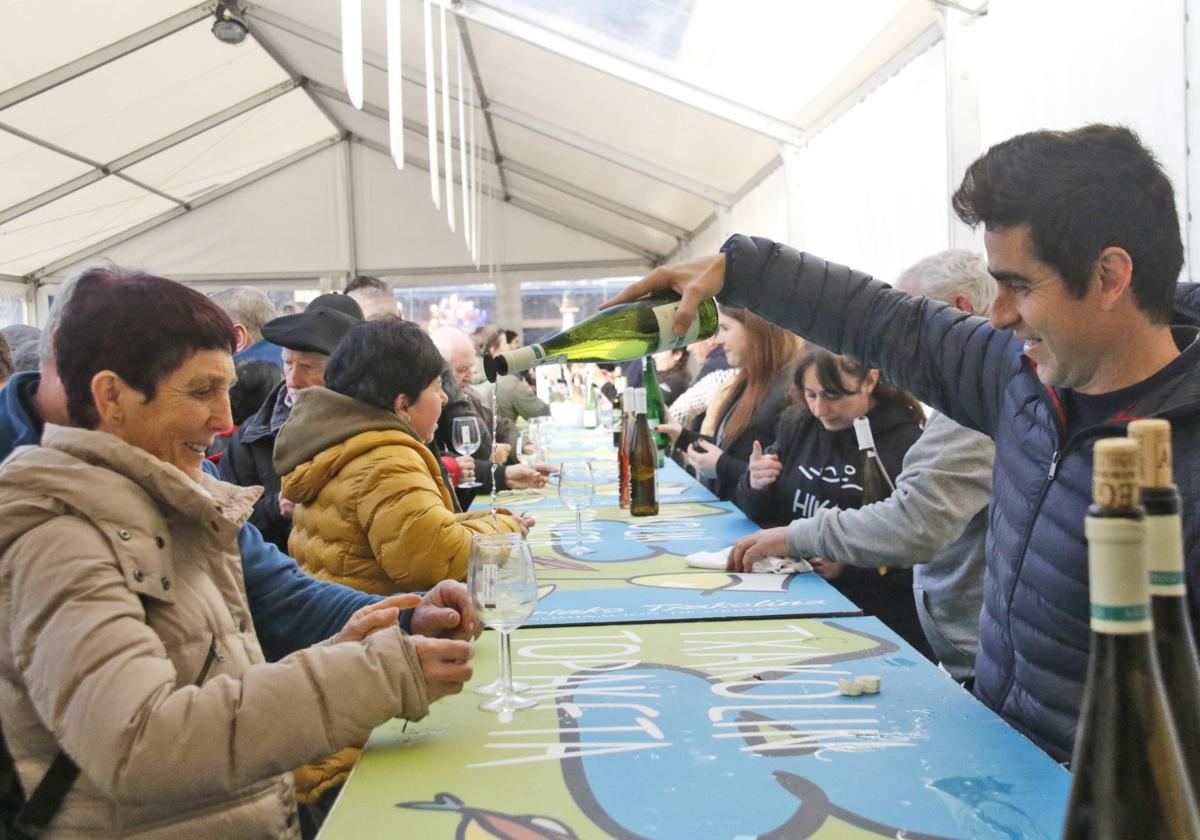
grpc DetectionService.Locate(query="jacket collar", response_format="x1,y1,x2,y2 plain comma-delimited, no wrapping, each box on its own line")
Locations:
237,380,290,444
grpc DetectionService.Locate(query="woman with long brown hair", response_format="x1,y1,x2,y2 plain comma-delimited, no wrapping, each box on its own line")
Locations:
657,305,801,499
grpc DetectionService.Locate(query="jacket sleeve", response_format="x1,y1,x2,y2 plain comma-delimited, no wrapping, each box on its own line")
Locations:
510,383,551,422
718,235,1017,437
6,517,430,802
787,414,995,568
357,449,519,590
237,521,382,662
219,434,289,545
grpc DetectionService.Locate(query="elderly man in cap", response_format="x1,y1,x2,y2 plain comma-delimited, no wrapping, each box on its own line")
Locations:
219,293,363,551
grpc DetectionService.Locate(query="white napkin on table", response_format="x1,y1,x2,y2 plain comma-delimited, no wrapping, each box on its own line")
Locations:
685,546,813,574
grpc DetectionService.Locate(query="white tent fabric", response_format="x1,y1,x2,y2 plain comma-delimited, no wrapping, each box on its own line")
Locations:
2,0,1199,325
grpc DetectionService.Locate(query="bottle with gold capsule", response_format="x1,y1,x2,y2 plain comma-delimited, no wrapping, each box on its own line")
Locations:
1062,438,1200,839
1127,418,1200,800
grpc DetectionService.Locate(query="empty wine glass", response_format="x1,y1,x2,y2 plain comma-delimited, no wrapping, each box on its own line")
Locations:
558,461,594,555
452,416,482,488
468,533,538,713
516,430,543,467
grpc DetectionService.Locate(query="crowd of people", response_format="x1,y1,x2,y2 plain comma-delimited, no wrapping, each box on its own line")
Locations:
0,121,1197,836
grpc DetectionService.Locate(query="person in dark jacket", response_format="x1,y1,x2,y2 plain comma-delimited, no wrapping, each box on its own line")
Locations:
607,124,1200,764
651,347,692,406
732,347,929,656
657,305,801,500
219,294,363,552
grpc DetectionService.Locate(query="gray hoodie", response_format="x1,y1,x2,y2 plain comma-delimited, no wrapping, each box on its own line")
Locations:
786,411,991,681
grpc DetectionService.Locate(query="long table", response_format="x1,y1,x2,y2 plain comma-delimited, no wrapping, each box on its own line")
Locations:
320,617,1070,839
319,425,1070,838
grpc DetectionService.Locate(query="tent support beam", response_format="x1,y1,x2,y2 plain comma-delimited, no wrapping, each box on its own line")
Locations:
248,6,728,204
309,79,688,241
0,122,184,208
26,136,341,281
349,135,660,262
0,3,213,111
0,80,300,226
442,0,809,147
453,14,510,200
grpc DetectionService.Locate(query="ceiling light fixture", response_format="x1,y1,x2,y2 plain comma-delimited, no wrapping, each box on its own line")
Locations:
212,1,248,45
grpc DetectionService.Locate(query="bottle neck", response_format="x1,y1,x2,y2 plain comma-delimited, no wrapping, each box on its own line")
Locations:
1143,488,1186,596
1085,510,1153,636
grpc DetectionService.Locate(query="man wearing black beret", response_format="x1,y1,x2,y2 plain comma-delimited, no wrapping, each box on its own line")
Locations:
219,293,363,551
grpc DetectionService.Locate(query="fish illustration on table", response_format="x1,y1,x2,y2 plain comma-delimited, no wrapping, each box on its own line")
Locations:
398,793,581,840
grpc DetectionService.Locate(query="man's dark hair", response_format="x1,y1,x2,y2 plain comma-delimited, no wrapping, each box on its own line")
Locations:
325,318,444,412
56,267,237,429
503,329,518,345
952,124,1182,324
472,325,504,355
344,275,391,296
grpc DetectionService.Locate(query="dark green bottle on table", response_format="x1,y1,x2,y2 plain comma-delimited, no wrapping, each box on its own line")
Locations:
630,388,658,517
1061,438,1200,840
1128,419,1200,800
483,293,718,381
642,358,666,468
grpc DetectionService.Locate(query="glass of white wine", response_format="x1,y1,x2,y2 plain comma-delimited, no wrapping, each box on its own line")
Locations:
452,416,482,488
558,461,595,555
468,533,538,713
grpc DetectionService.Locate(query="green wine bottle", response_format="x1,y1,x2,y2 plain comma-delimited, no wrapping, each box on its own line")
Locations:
583,384,598,429
1128,419,1200,800
484,294,718,381
642,358,667,468
1062,438,1200,840
630,389,659,517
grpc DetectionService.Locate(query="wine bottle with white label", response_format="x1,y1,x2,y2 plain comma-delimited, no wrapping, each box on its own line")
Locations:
1127,418,1200,800
484,294,718,381
1062,437,1200,839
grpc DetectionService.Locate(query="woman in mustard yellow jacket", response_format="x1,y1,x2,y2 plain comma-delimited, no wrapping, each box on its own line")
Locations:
274,319,526,595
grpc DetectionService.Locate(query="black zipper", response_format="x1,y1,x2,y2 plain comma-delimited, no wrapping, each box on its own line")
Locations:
193,635,224,686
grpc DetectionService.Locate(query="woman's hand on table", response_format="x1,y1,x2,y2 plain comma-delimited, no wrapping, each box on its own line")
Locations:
514,514,536,535
654,421,683,444
455,454,475,485
686,438,722,479
503,463,552,489
410,635,474,701
602,253,727,337
411,580,483,640
748,440,781,489
491,443,512,464
332,593,422,644
728,527,790,572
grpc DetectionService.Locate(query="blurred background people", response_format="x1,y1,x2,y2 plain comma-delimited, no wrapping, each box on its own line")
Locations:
209,286,282,368
1,324,41,374
206,359,284,467
275,319,527,594
219,293,363,551
345,275,402,320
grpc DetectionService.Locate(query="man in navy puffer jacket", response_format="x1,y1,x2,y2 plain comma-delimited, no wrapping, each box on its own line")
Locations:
609,124,1200,763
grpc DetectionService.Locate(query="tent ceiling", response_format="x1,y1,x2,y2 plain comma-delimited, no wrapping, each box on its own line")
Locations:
0,0,941,283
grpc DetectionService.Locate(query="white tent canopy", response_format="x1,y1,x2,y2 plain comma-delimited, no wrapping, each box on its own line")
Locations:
1,0,1198,326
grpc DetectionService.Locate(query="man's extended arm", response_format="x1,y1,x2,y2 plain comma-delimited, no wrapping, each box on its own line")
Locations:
718,235,1016,437
787,413,994,567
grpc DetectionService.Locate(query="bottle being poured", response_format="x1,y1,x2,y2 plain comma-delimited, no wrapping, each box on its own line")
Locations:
483,293,718,382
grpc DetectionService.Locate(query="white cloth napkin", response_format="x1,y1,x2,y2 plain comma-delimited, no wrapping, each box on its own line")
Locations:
685,546,812,574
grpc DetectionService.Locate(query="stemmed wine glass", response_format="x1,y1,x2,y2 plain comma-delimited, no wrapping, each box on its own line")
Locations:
468,533,538,713
558,461,595,555
452,416,482,488
516,430,543,467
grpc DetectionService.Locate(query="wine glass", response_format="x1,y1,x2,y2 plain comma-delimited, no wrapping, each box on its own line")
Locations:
516,430,544,467
452,416,482,488
558,461,594,555
468,533,538,714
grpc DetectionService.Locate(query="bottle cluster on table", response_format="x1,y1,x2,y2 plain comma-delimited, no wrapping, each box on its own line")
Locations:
1062,422,1200,839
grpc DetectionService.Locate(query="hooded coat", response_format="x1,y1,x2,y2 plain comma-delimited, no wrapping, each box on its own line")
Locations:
0,426,429,838
275,387,521,594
